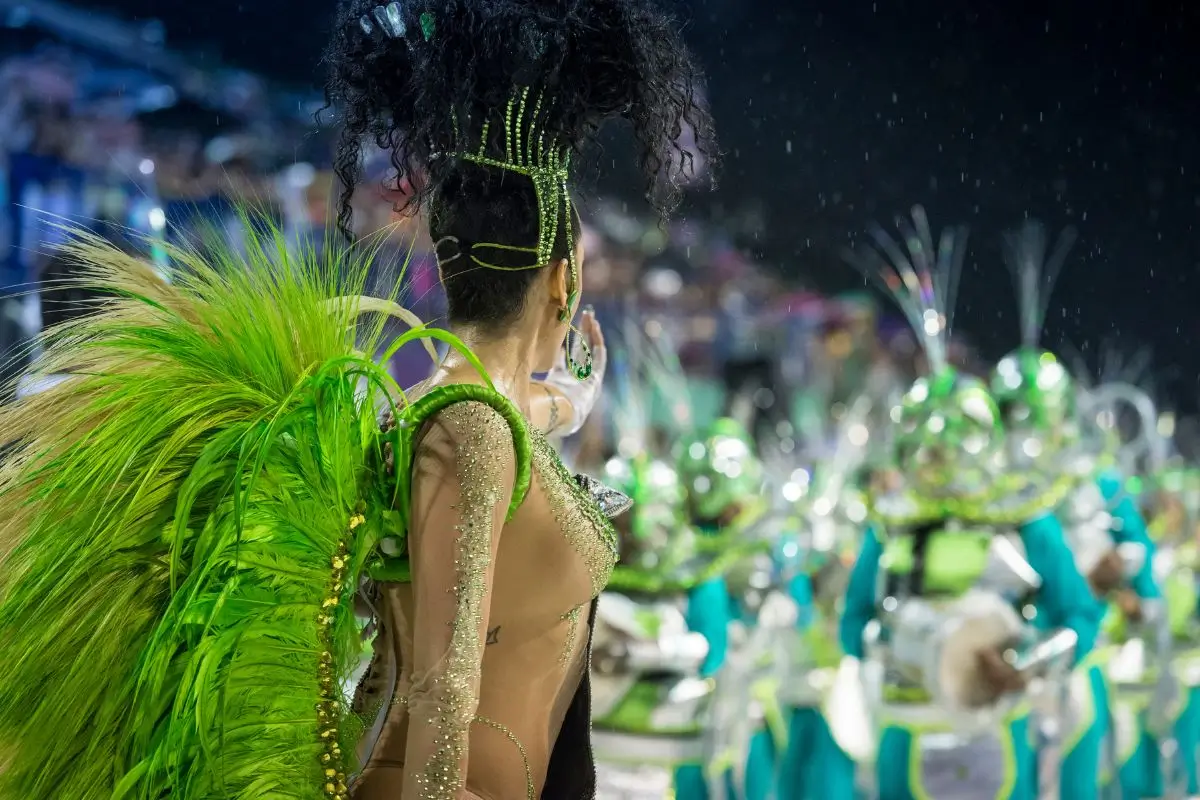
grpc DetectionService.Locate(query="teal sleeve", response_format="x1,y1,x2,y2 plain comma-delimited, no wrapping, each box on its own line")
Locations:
687,576,733,678
1097,471,1160,599
839,527,882,658
1019,512,1098,664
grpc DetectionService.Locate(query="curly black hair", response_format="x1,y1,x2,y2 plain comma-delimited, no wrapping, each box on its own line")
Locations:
322,0,717,239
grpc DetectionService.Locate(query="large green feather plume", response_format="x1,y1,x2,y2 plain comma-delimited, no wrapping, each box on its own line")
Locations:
0,218,528,799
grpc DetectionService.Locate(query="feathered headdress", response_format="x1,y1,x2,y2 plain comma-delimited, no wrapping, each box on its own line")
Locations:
1001,220,1077,349
844,205,967,374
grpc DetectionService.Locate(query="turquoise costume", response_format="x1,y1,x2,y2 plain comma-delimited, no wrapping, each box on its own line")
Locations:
989,221,1165,799
1143,466,1200,795
841,513,1096,800
837,207,1098,800
777,403,873,800
779,544,861,800
1077,433,1178,798
591,335,786,798
673,417,789,800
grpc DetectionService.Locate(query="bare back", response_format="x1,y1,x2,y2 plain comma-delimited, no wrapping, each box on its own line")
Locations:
353,394,617,799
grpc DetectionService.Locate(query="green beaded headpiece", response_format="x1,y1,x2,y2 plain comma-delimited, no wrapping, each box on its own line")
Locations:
437,86,592,380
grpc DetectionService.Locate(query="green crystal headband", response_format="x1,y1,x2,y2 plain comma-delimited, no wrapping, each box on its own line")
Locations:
453,87,573,270
433,86,592,379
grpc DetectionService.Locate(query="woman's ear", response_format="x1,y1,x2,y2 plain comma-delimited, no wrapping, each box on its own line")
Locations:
548,258,570,310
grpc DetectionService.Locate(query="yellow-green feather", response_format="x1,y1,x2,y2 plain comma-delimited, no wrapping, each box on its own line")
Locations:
0,220,404,799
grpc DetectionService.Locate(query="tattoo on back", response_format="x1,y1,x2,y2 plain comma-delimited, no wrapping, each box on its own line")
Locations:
486,625,500,645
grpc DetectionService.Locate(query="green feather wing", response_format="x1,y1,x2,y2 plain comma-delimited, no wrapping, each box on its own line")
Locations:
0,224,528,799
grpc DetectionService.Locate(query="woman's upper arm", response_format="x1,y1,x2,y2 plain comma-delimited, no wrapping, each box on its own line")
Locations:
527,381,575,437
401,402,517,798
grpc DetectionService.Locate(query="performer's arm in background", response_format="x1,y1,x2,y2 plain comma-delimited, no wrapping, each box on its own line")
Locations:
1098,470,1160,599
1020,512,1099,665
839,526,883,658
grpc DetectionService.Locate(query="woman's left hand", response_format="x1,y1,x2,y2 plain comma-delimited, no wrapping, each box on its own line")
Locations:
541,308,607,437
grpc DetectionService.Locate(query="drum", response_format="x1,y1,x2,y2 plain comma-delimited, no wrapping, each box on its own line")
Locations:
886,590,1027,718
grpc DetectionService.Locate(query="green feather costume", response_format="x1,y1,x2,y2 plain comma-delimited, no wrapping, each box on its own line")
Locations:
0,226,532,799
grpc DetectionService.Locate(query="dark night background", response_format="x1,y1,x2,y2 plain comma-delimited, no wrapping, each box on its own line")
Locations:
77,0,1200,406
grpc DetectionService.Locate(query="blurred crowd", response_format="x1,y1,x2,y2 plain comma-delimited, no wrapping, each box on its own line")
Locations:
0,26,994,459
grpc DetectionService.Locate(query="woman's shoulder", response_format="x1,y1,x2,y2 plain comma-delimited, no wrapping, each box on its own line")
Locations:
400,380,526,467
391,376,536,517
427,399,513,450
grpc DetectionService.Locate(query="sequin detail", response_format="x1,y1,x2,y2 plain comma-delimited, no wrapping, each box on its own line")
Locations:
575,473,633,518
530,428,619,596
559,604,584,665
391,698,534,800
415,402,509,799
473,715,534,799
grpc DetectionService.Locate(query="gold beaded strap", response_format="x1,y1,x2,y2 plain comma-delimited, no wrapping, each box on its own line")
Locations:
315,511,365,800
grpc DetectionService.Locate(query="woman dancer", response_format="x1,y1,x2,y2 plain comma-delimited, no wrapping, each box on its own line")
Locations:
0,1,714,798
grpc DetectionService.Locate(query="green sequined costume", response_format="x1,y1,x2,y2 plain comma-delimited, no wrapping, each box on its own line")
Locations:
0,228,534,800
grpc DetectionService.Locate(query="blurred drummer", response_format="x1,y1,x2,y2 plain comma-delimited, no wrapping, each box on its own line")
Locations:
836,208,1100,800
988,220,1163,799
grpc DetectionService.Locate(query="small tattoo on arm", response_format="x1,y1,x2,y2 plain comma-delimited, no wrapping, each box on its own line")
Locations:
542,384,559,433
486,626,500,646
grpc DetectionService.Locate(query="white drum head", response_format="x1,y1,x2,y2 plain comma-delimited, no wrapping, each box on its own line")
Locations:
934,591,1025,711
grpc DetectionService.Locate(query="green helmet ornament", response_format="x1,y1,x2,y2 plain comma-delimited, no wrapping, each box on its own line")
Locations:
989,221,1079,463
604,455,690,569
991,349,1076,464
677,418,765,522
896,368,1006,500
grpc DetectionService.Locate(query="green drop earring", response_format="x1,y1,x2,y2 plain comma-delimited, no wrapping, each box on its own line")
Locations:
558,289,592,381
